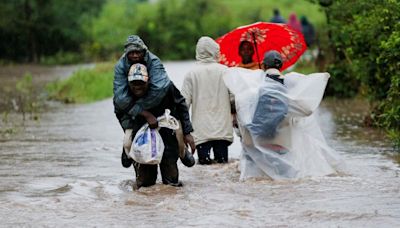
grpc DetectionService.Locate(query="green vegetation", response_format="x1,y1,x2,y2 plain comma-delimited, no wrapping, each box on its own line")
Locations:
0,0,104,63
1,0,399,148
86,0,324,60
0,0,324,63
317,0,400,147
15,73,42,121
46,63,114,103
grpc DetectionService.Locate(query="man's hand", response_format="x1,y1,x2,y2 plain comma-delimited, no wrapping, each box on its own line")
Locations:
184,134,196,154
140,110,158,129
232,113,239,128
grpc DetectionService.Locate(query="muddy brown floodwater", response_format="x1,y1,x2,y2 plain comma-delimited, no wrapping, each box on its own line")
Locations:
0,62,399,227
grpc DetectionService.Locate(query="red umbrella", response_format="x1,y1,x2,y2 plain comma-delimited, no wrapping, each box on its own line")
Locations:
216,22,307,71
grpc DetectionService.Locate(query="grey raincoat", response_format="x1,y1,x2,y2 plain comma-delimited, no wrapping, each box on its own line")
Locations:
113,35,171,130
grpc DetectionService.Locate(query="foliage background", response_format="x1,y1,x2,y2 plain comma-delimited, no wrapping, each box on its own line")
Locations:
318,0,400,146
0,0,398,147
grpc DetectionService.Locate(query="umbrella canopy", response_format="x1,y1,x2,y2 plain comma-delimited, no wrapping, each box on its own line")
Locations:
216,22,307,71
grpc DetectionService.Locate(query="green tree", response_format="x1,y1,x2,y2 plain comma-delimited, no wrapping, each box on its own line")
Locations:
82,0,142,59
0,0,104,62
318,0,400,147
136,0,233,59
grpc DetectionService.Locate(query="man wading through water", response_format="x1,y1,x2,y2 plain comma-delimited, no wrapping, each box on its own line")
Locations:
122,63,195,189
182,36,234,165
113,35,195,181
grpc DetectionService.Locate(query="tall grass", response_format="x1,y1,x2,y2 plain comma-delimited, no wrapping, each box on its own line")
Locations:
46,63,114,103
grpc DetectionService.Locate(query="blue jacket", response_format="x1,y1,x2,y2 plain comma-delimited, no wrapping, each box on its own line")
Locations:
113,47,171,130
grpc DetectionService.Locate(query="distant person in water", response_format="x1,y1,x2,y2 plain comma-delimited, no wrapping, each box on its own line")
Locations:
238,40,260,70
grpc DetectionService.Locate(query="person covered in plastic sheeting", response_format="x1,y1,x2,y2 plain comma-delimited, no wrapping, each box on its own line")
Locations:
181,36,234,165
124,63,195,189
223,51,345,180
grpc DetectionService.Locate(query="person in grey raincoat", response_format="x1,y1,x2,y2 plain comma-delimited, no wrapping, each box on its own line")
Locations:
181,36,234,164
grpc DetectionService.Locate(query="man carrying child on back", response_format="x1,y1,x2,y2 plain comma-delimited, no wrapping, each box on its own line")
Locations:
122,63,195,189
113,35,195,172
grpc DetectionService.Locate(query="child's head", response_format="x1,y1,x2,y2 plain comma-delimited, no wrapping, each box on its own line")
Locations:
128,63,149,98
262,50,283,70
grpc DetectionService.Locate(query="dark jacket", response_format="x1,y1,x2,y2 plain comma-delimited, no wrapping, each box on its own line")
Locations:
116,82,193,133
140,83,192,135
270,15,286,24
113,37,171,130
119,83,193,158
300,16,315,47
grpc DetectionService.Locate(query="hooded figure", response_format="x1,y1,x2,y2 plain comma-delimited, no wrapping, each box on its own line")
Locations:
287,13,302,33
113,35,171,130
181,36,234,164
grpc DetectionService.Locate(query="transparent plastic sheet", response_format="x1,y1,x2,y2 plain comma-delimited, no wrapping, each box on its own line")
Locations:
246,77,288,139
223,67,345,180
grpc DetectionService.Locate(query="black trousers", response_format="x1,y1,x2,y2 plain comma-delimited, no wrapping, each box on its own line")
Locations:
196,140,231,163
132,127,180,188
133,157,179,187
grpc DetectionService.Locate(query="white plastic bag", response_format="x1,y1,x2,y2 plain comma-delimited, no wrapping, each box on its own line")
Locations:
130,125,164,165
129,109,180,165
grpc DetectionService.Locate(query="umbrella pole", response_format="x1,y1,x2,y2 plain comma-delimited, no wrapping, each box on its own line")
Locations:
252,32,262,69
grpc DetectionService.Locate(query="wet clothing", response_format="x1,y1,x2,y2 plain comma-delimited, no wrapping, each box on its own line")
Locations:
113,36,171,130
197,140,232,164
181,37,233,147
126,83,193,188
133,157,180,187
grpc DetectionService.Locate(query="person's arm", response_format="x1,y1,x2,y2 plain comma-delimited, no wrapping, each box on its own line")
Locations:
127,53,171,119
171,84,195,153
181,72,193,109
113,58,133,113
116,112,134,131
228,90,239,128
113,57,137,131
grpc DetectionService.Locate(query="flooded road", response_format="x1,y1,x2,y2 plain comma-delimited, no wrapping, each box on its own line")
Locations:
0,62,399,227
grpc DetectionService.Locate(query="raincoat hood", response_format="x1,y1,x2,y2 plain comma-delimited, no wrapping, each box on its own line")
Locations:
195,36,220,63
124,35,148,54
